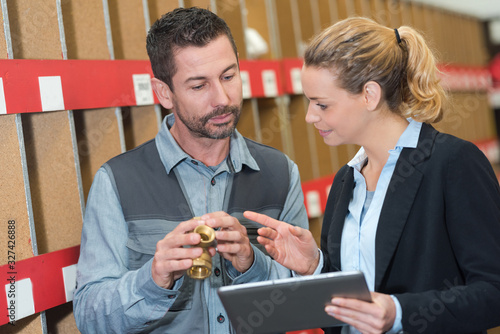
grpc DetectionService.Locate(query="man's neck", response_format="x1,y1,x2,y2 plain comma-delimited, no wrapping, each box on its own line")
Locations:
170,123,231,167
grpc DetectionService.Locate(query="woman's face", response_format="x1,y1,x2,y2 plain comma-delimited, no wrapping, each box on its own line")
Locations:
302,66,371,147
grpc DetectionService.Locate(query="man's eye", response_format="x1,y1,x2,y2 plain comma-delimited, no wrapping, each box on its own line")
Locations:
192,84,205,90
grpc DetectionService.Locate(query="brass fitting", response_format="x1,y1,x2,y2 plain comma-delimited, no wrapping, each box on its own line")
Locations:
188,224,216,280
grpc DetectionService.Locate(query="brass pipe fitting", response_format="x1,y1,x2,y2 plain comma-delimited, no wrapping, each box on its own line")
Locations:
188,224,216,279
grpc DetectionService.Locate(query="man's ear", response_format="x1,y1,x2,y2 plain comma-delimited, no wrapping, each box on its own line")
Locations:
151,78,174,109
362,81,382,111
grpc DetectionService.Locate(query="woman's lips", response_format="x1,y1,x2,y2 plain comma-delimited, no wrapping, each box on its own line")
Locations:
318,129,332,137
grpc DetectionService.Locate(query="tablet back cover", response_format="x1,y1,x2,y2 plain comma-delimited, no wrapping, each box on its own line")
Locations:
217,271,371,334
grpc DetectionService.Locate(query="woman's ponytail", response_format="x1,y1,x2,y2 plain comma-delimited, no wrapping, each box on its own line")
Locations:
398,26,447,123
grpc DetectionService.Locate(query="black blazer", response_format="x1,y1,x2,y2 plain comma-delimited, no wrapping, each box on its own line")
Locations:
321,123,500,334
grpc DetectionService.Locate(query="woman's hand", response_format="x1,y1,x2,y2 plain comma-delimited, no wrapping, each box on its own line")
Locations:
325,291,396,334
243,211,319,275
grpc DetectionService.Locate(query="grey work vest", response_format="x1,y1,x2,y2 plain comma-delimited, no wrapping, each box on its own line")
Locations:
103,137,290,333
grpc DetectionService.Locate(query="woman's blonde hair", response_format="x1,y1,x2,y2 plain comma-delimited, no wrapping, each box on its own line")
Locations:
304,17,446,123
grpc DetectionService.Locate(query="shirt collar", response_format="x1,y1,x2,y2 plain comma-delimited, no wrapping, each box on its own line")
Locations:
394,118,421,150
155,113,259,174
347,118,422,169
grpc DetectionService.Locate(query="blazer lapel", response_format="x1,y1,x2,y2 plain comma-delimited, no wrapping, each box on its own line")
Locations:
374,124,437,290
329,168,355,272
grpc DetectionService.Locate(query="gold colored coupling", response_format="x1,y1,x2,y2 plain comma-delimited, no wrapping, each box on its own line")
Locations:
188,224,216,280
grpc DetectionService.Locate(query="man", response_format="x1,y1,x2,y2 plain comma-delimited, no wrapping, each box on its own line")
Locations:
73,7,308,333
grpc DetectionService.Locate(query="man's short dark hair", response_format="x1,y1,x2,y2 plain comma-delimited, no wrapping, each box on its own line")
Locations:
146,7,238,92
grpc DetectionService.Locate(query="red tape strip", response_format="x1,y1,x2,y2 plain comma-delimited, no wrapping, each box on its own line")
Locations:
0,59,158,114
0,59,493,115
0,245,80,326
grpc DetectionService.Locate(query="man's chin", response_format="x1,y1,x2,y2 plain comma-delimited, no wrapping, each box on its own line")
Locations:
206,123,236,139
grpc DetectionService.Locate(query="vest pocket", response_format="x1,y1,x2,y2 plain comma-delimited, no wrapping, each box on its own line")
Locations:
125,219,179,270
126,219,194,312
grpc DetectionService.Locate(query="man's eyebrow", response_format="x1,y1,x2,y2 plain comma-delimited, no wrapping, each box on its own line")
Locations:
184,63,238,84
221,63,238,74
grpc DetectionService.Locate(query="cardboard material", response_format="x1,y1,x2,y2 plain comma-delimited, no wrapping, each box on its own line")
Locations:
245,0,271,59
8,0,62,59
148,0,181,24
258,98,284,152
21,111,83,254
0,115,34,263
217,0,247,60
236,101,258,141
289,96,315,181
274,0,296,58
61,0,110,60
73,108,122,201
0,5,7,59
108,0,149,60
123,106,159,150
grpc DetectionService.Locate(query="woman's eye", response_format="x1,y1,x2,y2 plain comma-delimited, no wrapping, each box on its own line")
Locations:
317,103,327,110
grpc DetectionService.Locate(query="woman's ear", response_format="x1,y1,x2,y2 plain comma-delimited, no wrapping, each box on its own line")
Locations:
151,78,174,109
362,81,382,111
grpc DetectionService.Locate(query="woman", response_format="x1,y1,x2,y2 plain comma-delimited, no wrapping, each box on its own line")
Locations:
244,17,500,334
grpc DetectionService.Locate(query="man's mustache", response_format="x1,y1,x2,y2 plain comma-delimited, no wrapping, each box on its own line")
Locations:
201,105,240,125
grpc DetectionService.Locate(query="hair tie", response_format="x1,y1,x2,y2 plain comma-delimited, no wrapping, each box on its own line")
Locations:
394,28,401,44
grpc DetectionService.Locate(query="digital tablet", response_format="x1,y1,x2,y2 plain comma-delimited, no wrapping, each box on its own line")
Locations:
217,271,371,334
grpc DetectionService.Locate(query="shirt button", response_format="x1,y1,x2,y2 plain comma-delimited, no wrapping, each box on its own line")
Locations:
214,267,221,277
217,314,225,323
191,160,198,165
167,295,176,299
211,178,216,186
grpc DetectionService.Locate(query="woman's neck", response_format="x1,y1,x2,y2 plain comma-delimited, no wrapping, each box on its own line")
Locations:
360,115,409,191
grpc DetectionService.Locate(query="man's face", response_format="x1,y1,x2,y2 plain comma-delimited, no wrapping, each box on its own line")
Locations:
169,35,242,139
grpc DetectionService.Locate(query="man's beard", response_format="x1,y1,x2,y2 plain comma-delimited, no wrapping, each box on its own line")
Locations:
175,103,242,139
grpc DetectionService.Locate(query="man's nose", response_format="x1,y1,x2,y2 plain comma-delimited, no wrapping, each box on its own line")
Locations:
211,81,230,108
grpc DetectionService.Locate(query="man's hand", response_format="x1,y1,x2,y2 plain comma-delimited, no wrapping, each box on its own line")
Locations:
243,211,319,276
202,211,254,273
325,291,396,334
152,218,214,289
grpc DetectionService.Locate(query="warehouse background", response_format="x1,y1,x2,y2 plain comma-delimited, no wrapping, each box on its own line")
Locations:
1,0,499,333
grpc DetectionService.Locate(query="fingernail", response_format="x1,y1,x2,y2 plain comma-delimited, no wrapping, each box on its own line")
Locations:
325,306,336,316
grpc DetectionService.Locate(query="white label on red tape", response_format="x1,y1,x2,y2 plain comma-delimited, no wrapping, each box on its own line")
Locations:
38,76,65,112
0,78,6,114
262,70,278,97
133,74,155,106
5,278,35,322
62,264,78,302
240,71,252,99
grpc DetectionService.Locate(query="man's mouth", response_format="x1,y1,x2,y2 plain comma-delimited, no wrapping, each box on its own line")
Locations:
209,113,233,124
